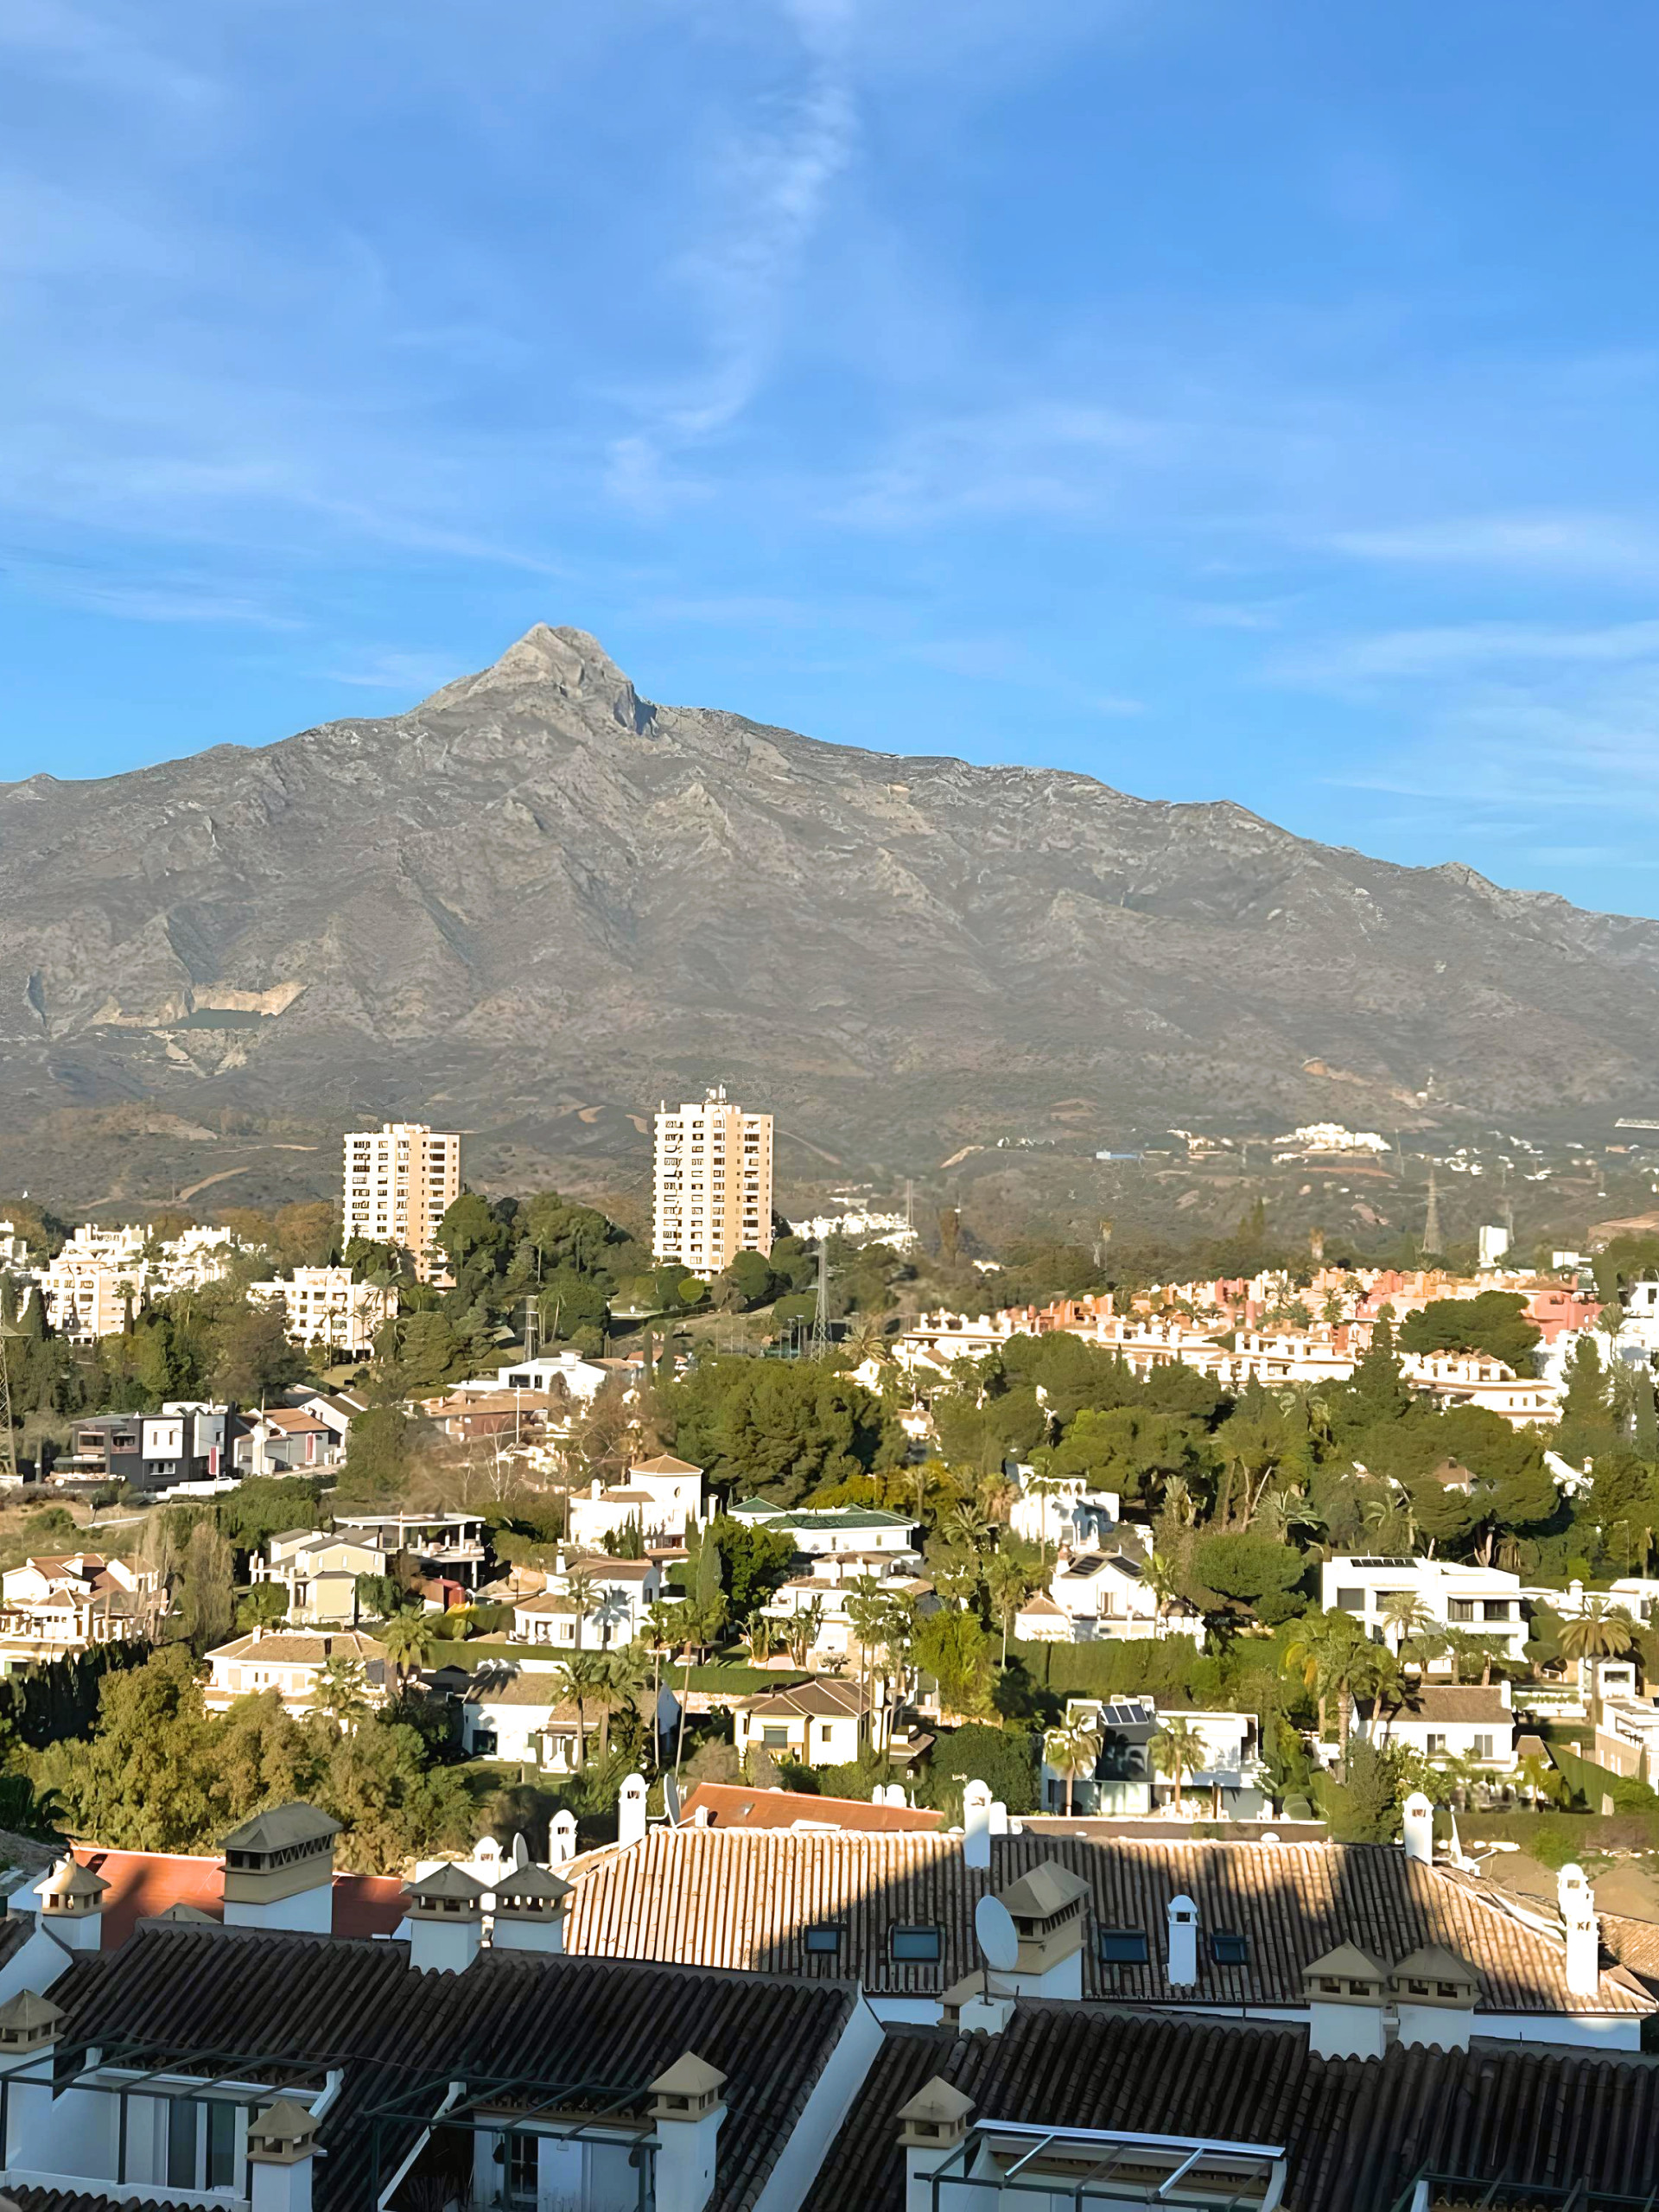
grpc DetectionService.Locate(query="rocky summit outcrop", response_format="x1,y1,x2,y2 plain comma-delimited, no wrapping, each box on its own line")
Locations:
3,622,1657,1168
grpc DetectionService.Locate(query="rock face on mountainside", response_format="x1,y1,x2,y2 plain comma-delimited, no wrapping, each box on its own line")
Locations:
3,623,1658,1175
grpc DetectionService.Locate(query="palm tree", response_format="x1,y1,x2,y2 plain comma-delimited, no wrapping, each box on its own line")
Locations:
314,1654,370,1730
550,1652,609,1769
1141,1552,1179,1641
946,1500,993,1550
1379,1592,1437,1671
1154,1717,1208,1815
1284,1614,1370,1753
782,1597,824,1670
841,1319,894,1373
743,1613,781,1664
1516,1749,1568,1810
1044,1715,1103,1815
563,1569,599,1652
380,1608,438,1687
1559,1599,1637,1723
986,1551,1038,1668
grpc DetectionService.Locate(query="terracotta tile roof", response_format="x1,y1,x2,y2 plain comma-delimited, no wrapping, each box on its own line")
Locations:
1357,1686,1512,1725
800,2004,1659,2212
633,1454,702,1475
207,1629,387,1665
679,1785,944,1834
47,1922,857,2212
738,1680,870,1719
561,1830,1651,2017
67,1847,410,1948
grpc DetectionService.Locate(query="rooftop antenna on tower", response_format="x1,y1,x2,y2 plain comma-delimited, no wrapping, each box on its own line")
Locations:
810,1238,831,1361
1422,1162,1443,1259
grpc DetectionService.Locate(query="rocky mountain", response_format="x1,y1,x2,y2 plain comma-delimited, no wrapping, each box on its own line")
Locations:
3,624,1658,1200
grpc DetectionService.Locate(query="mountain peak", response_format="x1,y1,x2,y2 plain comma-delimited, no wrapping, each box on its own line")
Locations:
422,624,655,731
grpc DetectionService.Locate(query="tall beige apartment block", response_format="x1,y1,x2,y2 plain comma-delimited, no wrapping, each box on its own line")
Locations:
652,1087,773,1275
342,1122,461,1279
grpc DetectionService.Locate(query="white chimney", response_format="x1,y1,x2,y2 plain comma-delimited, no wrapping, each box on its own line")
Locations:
400,1863,486,1972
489,1863,570,1955
247,2098,319,2212
221,1806,339,1936
1559,1863,1599,1996
648,2053,727,2212
963,1780,993,1871
0,1992,66,2162
618,1772,649,1847
1166,1895,1198,1987
34,1857,107,1952
896,2077,975,2212
1402,1791,1433,1866
550,1809,579,1865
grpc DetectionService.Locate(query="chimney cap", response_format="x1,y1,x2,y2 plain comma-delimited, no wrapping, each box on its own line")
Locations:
897,2078,975,2128
649,2052,728,2101
995,1861,1090,1921
1389,1944,1481,2005
0,1990,65,2040
247,2098,320,2164
220,1803,340,1854
405,1861,488,1908
36,1857,108,1903
493,1862,570,1904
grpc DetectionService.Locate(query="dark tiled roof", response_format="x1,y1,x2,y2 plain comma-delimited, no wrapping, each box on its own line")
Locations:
801,2006,1659,2212
562,1830,1650,2016
6,2191,200,2212
48,1923,855,2212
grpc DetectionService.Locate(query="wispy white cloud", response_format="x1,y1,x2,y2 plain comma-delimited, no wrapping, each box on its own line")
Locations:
1275,618,1659,684
325,648,464,693
0,0,214,108
1328,512,1659,580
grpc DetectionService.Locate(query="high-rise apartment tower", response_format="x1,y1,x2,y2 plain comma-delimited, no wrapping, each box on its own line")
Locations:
652,1088,773,1275
342,1122,461,1279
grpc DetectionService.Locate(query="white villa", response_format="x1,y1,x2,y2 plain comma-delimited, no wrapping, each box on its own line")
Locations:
1321,1555,1530,1669
1016,1549,1206,1648
566,1455,707,1553
1037,1696,1269,1818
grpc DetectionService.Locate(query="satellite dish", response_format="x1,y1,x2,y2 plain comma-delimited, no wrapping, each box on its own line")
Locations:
975,1893,1020,1974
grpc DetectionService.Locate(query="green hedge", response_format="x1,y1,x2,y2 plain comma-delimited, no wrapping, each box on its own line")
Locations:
1549,1742,1658,1813
682,1665,808,1694
1010,1637,1204,1704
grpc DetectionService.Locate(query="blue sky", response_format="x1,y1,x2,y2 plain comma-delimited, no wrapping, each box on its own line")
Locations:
4,1,1659,912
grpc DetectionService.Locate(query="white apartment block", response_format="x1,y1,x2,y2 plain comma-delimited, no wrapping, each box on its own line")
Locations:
248,1267,397,1353
1321,1555,1530,1667
342,1122,461,1278
652,1085,773,1275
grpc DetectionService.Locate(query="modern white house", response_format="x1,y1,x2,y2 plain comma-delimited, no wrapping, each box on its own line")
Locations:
1006,1461,1121,1552
1035,1696,1269,1817
1321,1555,1530,1668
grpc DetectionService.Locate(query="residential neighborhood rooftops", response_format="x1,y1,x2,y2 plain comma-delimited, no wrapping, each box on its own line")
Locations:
798,2003,1659,2212
45,1921,861,2212
207,1629,387,1665
561,1829,1650,2016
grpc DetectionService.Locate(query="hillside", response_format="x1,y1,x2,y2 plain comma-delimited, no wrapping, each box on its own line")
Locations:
2,624,1657,1207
